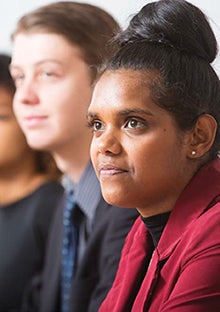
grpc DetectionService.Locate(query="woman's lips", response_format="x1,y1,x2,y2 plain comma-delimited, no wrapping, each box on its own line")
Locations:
99,164,128,177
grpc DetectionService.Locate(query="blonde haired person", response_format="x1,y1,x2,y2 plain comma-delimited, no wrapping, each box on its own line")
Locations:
10,2,138,312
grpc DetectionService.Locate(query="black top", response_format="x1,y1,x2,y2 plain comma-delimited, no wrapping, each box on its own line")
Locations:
141,211,171,247
0,181,64,311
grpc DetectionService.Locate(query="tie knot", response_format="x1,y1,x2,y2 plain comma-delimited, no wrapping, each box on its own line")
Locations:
64,192,83,228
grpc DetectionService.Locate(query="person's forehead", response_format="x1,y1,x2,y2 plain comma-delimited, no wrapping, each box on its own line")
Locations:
12,32,82,62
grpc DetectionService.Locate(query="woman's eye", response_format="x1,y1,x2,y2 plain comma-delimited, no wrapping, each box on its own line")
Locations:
126,118,144,129
87,120,104,132
94,121,104,131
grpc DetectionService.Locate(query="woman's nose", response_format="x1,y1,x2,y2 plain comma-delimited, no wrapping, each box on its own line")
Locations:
96,128,122,155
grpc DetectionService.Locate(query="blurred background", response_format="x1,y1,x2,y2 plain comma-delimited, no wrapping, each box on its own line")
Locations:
1,0,220,75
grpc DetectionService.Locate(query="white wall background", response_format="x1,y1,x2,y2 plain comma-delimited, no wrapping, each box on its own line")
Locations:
0,0,220,75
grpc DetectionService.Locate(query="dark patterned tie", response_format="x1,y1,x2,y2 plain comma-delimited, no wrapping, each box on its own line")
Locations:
61,190,79,312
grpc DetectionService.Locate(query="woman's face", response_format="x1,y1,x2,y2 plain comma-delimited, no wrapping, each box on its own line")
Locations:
88,70,193,216
0,86,32,170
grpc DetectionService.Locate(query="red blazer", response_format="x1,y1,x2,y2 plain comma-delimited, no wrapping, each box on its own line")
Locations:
100,158,220,311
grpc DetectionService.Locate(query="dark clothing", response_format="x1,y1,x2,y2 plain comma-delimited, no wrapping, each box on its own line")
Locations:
100,158,220,312
25,162,139,312
141,211,171,247
0,181,64,311
62,163,101,265
39,198,138,312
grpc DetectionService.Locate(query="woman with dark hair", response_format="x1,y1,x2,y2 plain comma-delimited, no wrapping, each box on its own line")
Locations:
88,0,220,310
0,53,64,311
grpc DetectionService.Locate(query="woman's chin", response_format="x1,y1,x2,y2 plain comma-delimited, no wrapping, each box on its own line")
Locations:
102,190,134,208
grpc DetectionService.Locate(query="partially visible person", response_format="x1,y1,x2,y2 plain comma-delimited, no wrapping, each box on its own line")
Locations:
0,53,64,311
10,2,138,312
88,0,220,311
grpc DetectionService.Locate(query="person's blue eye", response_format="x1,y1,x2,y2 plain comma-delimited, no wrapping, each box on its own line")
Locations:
42,71,54,77
12,73,25,85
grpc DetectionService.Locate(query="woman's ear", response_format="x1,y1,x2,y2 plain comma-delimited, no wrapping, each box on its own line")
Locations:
187,114,217,159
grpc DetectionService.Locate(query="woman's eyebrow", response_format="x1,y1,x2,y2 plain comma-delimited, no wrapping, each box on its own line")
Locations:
118,108,154,116
86,108,154,119
86,111,98,119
